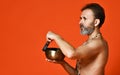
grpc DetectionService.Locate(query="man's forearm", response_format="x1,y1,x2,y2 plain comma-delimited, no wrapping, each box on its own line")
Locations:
60,60,78,75
54,36,75,58
46,31,76,58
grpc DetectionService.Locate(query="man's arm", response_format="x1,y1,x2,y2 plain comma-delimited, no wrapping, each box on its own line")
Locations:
60,60,78,75
46,31,102,59
46,31,76,58
46,59,78,75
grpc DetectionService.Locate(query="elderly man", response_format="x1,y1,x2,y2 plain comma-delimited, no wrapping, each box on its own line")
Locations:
46,3,108,75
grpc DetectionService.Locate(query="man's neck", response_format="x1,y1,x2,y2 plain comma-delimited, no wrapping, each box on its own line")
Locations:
88,28,101,40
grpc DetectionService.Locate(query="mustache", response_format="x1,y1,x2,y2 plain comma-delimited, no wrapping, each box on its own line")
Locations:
80,24,85,28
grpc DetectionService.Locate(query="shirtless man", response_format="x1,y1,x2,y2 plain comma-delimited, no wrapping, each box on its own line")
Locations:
46,3,108,75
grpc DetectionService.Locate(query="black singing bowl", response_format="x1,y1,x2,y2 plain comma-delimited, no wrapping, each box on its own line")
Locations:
45,48,65,61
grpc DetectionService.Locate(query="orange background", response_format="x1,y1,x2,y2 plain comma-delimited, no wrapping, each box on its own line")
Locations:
0,0,120,75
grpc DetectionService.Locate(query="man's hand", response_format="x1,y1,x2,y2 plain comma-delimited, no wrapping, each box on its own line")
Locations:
46,31,60,42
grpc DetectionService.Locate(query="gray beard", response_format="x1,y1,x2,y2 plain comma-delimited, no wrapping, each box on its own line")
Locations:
80,26,94,35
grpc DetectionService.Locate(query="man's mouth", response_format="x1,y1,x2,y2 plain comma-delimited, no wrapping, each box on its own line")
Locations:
81,27,84,31
80,25,84,31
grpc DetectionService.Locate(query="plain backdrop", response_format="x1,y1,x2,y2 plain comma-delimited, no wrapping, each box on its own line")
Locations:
0,0,120,75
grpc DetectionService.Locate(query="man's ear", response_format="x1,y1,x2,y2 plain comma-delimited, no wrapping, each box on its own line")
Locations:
94,19,100,27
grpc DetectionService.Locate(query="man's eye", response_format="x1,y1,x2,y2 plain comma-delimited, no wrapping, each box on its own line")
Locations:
83,17,87,20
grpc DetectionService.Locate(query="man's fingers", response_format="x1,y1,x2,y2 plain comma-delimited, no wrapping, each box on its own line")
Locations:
47,38,53,42
45,58,56,63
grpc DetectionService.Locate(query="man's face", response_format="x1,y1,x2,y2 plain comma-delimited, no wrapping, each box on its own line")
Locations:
79,9,96,35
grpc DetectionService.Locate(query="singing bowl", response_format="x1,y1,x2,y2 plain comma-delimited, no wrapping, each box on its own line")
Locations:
45,48,65,61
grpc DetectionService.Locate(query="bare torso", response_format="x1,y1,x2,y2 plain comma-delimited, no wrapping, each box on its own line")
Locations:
76,35,108,75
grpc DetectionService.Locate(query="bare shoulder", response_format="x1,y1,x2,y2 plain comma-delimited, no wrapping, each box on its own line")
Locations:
75,35,108,59
86,36,108,51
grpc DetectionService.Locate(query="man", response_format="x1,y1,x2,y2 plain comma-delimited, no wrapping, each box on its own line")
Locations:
46,3,108,75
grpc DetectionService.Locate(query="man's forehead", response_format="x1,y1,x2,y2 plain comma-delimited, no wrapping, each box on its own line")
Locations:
81,9,94,17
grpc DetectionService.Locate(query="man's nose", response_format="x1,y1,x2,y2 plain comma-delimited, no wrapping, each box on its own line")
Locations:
79,20,82,25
